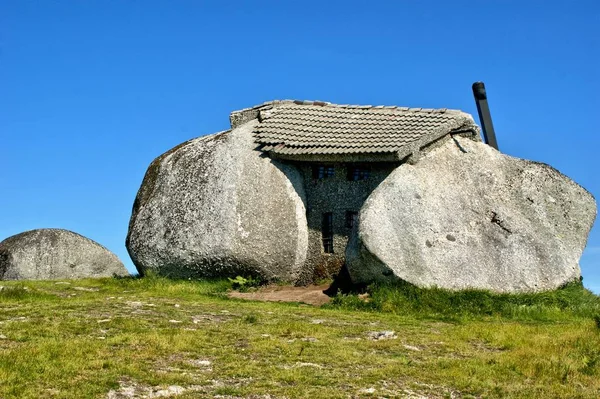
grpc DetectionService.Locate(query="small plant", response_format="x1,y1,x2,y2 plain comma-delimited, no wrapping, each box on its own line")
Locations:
593,314,600,330
228,275,262,292
243,313,258,324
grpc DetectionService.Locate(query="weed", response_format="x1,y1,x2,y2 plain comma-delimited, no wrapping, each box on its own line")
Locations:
593,314,600,330
228,275,263,292
243,313,259,324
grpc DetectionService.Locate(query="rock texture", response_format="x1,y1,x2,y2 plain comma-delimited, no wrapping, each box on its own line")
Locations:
346,136,597,293
126,120,308,282
0,229,128,280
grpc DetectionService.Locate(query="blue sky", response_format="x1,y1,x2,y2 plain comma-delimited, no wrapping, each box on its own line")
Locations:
1,1,599,292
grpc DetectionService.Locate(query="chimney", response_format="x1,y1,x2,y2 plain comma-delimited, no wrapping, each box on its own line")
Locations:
472,81,499,150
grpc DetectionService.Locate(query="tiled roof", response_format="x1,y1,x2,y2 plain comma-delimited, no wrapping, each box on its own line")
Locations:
237,100,478,157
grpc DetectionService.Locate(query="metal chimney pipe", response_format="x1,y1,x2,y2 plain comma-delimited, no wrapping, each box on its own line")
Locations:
472,81,499,150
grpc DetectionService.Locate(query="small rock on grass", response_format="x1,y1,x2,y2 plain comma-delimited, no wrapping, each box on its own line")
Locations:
187,359,211,367
107,380,187,399
295,362,323,369
73,287,100,292
358,387,376,394
367,331,397,340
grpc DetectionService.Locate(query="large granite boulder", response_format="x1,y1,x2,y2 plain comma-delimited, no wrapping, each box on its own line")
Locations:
346,136,596,293
126,120,308,282
0,229,128,280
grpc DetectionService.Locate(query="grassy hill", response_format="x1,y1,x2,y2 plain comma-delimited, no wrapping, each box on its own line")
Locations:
1,276,599,398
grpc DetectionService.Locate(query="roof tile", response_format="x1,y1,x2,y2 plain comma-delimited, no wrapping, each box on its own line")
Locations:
249,101,476,156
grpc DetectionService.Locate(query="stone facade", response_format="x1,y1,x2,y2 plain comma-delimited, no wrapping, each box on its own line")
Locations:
291,161,399,281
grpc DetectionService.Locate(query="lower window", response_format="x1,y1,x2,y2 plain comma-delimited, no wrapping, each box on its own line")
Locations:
345,211,358,228
322,212,334,253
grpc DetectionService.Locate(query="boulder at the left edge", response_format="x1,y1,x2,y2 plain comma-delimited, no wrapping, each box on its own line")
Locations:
126,119,309,282
0,229,129,280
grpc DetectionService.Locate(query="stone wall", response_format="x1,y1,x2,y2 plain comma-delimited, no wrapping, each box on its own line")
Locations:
290,162,399,282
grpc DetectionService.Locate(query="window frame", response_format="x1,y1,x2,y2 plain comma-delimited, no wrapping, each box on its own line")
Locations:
312,165,335,180
345,210,358,229
347,164,370,181
321,212,334,253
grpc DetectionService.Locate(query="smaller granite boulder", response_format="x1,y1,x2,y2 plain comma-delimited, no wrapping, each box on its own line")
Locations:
346,136,597,293
0,229,128,280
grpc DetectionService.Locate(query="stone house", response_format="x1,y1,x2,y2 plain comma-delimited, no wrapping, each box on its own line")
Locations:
229,100,479,279
128,98,595,291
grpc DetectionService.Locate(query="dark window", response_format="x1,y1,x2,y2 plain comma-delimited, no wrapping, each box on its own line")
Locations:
312,165,334,179
321,212,334,253
347,164,370,181
345,211,358,229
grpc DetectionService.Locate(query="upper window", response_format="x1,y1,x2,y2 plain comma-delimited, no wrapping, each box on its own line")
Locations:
347,165,370,181
312,165,335,179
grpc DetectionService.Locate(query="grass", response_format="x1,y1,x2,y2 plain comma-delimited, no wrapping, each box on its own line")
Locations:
327,279,600,322
0,275,599,398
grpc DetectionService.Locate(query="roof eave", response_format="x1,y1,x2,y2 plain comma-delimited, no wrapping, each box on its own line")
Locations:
397,127,480,163
264,151,401,163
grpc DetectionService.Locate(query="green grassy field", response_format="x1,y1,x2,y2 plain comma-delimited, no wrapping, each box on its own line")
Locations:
1,276,599,398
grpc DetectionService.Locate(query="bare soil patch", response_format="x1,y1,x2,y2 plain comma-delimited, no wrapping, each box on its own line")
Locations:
228,284,331,306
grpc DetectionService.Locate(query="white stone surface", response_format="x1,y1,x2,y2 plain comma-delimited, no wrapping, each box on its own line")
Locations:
346,136,597,292
126,120,308,282
0,229,128,280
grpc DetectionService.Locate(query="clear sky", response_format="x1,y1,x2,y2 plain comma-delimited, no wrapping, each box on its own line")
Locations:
1,1,599,292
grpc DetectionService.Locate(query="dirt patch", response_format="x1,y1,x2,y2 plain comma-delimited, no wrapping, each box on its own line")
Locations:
228,284,331,306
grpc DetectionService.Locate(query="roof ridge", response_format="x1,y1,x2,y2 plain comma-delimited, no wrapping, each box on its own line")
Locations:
231,99,464,115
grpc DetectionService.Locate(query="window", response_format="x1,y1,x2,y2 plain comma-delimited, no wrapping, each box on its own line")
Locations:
345,211,358,229
321,212,334,253
312,165,334,179
347,164,370,181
